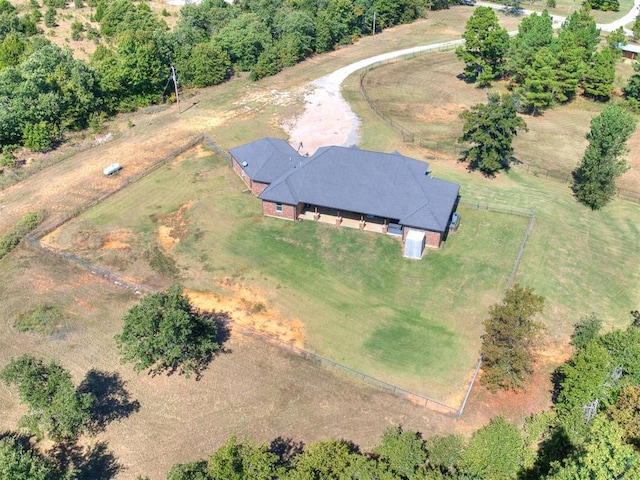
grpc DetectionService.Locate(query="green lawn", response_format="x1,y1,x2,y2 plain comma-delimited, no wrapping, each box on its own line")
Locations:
52,148,530,403
346,43,640,341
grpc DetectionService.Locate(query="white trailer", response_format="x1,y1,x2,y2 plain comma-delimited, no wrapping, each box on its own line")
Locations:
103,163,121,176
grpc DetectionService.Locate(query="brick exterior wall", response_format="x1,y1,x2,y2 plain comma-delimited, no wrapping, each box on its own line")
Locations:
232,158,252,189
231,158,270,195
252,181,269,195
403,227,442,248
263,200,297,220
425,230,442,248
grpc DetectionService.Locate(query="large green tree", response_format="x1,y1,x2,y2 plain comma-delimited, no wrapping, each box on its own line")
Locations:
507,11,554,86
0,436,56,480
459,93,528,174
581,47,615,101
480,284,545,392
115,285,220,378
455,6,509,86
460,416,526,480
0,355,94,442
572,104,637,209
521,46,559,114
547,416,640,479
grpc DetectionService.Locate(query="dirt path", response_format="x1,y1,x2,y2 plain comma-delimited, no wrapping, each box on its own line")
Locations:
284,3,639,154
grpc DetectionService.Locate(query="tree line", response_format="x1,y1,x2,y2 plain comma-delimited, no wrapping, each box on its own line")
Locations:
0,0,438,157
455,6,638,209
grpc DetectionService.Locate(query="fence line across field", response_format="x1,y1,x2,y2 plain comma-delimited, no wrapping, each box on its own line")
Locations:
358,51,640,204
24,133,482,417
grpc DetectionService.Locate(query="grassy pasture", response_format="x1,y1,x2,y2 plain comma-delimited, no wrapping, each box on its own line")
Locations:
50,148,530,402
520,0,635,24
358,50,640,191
343,54,640,340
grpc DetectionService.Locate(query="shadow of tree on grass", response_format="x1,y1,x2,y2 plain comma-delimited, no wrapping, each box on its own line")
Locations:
78,369,140,434
51,441,121,480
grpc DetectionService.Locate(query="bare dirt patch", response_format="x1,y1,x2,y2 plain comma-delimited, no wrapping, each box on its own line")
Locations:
102,229,135,250
186,281,305,348
156,201,194,250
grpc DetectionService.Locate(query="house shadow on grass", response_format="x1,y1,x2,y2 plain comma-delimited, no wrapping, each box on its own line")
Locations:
78,370,140,434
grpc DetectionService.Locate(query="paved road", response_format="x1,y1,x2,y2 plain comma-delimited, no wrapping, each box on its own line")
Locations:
287,2,640,153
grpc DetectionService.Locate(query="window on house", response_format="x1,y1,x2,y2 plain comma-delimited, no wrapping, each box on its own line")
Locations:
276,203,283,212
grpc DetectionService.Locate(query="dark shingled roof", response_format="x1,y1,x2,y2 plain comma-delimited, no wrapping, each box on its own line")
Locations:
229,138,303,184
258,144,460,233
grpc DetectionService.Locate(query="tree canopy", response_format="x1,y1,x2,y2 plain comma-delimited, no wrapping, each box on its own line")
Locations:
459,93,528,174
114,285,220,378
572,104,637,209
455,7,509,86
0,355,95,442
480,283,545,392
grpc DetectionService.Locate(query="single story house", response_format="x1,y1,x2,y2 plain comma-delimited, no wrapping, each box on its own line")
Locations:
621,43,640,60
229,138,460,258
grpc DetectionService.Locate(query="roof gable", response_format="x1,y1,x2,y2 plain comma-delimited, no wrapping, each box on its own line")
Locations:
229,138,303,183
257,144,459,232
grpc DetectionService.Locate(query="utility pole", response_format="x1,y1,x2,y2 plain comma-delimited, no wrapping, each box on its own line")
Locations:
372,9,376,38
171,65,180,114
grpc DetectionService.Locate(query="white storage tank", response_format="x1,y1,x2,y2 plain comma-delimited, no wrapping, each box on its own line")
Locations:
103,163,121,176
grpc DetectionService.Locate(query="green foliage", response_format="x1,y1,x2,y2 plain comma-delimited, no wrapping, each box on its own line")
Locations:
623,61,640,101
167,460,208,480
581,48,616,101
22,121,53,152
44,7,56,28
547,415,640,478
427,434,466,476
143,243,179,277
70,20,84,41
14,305,63,333
634,14,640,41
521,46,558,114
589,0,619,11
570,313,602,350
607,383,640,447
507,11,554,86
207,437,280,480
0,210,45,260
559,6,600,60
286,439,360,480
43,0,65,8
0,355,94,442
459,93,527,174
74,0,82,8
546,0,556,6
553,30,584,103
460,416,526,480
0,436,56,480
481,283,545,392
374,426,427,478
0,33,30,68
606,27,626,55
180,42,231,88
455,6,509,86
599,327,640,382
555,341,612,442
114,285,220,377
572,104,637,209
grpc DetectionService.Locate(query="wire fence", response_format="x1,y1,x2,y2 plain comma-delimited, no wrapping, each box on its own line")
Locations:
358,53,640,204
23,133,476,418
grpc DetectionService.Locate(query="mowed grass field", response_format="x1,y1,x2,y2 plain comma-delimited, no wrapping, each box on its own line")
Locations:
358,50,640,191
342,49,640,341
49,148,530,403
